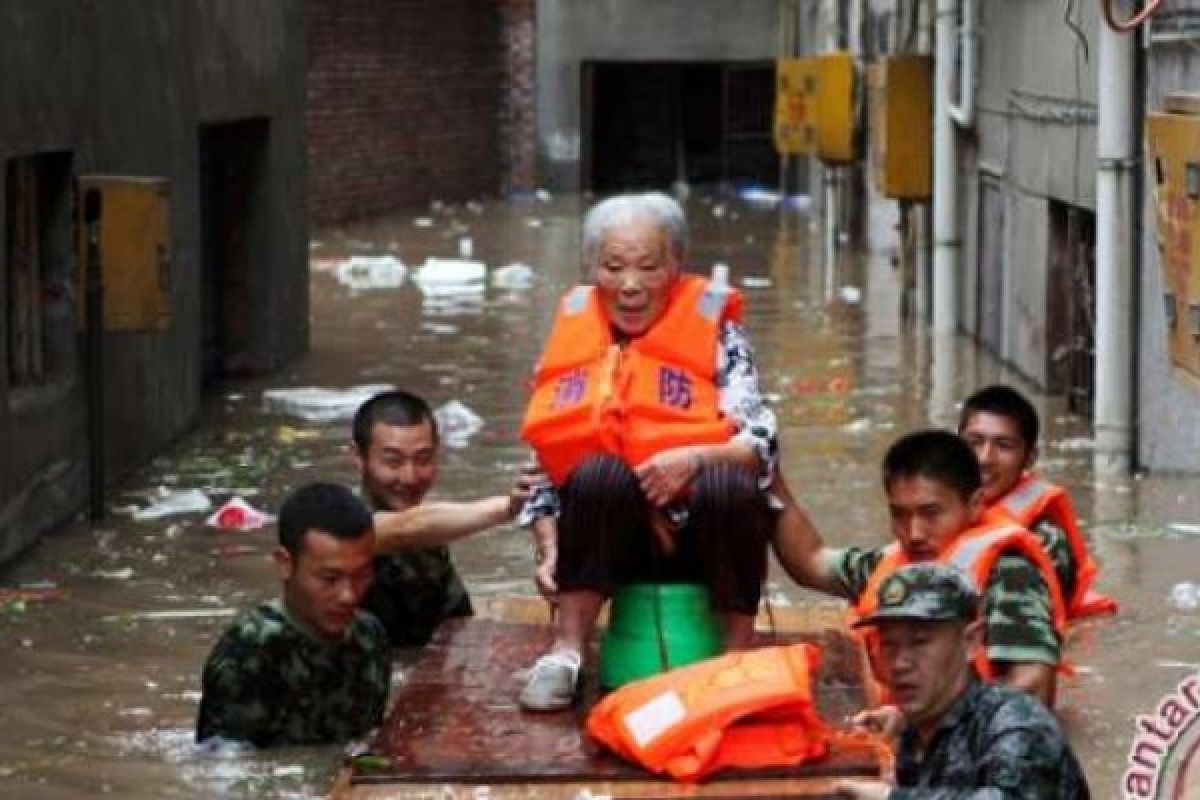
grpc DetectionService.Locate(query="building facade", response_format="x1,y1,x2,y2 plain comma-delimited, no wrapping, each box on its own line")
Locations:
0,1,308,563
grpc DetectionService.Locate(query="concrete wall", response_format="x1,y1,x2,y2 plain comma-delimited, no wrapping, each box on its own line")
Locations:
535,0,780,190
958,0,1099,386
1138,2,1200,470
0,0,308,564
307,0,505,224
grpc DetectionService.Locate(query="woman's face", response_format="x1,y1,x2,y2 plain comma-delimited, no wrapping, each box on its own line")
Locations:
594,217,678,338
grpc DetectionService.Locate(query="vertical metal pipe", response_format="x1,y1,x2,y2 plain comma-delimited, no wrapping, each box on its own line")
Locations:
932,0,959,333
84,188,105,522
1093,21,1135,475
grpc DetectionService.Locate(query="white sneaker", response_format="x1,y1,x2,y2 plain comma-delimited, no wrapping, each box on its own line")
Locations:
519,650,582,711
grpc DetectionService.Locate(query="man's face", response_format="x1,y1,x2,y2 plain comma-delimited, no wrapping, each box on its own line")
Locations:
594,217,679,338
276,528,375,640
877,618,980,729
960,411,1034,504
886,475,982,560
354,420,438,511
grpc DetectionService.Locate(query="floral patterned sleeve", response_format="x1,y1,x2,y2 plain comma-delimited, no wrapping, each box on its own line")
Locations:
716,320,779,488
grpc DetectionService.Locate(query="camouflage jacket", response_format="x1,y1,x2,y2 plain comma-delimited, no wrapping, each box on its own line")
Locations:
195,600,391,747
1030,516,1076,606
361,546,473,647
832,545,1061,667
890,679,1091,799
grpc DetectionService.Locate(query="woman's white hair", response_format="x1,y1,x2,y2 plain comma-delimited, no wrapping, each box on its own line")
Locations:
581,192,688,273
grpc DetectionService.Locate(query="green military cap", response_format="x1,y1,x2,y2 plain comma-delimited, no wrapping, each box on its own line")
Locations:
853,563,981,627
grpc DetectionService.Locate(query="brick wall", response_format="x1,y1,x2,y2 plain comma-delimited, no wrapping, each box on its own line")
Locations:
498,0,537,194
307,0,507,225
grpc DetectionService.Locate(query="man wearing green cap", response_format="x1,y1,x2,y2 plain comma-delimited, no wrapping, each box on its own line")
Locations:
833,563,1090,799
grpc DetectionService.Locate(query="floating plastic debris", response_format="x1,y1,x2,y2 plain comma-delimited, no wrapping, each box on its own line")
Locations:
1053,437,1095,451
334,255,406,292
841,418,872,434
838,286,863,305
737,187,781,208
275,425,321,445
0,582,63,612
1169,582,1200,612
263,384,392,422
413,217,434,228
711,204,727,219
433,400,485,449
412,258,486,297
526,217,543,228
741,276,773,289
93,567,134,581
1169,522,1200,536
458,237,474,259
206,497,273,532
131,488,213,521
534,188,552,203
492,262,535,290
785,194,813,211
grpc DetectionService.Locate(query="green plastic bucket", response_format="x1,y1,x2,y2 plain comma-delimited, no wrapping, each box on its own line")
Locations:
599,583,723,689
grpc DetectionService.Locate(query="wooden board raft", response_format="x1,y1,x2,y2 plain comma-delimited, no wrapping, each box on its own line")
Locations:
330,597,890,799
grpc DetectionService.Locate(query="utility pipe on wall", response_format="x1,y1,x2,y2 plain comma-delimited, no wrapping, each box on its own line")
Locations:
932,0,959,333
1093,17,1136,474
947,0,977,128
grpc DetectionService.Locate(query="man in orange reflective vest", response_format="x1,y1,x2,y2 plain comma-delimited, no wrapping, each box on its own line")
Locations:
959,385,1116,619
517,192,778,712
770,430,1065,706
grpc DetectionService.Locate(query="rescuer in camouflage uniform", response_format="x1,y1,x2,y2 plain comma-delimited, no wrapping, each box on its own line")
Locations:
770,430,1063,705
834,563,1090,799
196,482,390,747
352,390,533,648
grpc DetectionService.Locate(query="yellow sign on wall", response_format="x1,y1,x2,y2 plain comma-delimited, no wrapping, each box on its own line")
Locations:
1147,108,1200,380
774,58,817,156
815,51,856,164
868,55,932,200
77,176,172,332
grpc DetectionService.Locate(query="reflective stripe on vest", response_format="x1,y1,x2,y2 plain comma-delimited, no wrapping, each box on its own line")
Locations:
1001,478,1051,520
943,523,1029,590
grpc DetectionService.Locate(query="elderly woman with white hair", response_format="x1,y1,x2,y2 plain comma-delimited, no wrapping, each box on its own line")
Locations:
517,192,778,711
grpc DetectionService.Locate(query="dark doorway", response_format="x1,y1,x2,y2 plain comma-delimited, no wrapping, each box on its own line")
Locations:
1046,200,1096,417
976,177,1006,357
583,61,778,192
198,119,268,388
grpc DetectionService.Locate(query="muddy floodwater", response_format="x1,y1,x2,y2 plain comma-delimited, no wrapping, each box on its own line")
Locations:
2,190,1199,798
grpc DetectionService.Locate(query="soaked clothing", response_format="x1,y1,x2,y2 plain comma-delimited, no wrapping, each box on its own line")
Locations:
890,678,1091,798
1031,516,1076,606
196,600,391,747
831,546,1060,666
555,454,771,613
522,320,778,522
361,546,473,647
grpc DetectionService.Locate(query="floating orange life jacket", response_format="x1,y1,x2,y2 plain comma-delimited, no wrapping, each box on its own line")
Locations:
586,643,829,782
520,276,742,485
847,520,1069,685
984,473,1117,619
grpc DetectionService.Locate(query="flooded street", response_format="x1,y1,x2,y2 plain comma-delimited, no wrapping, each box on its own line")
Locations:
2,190,1198,798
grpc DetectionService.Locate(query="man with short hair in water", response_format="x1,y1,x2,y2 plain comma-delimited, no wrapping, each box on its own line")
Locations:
958,384,1115,619
354,389,534,647
196,482,389,747
771,430,1067,706
834,563,1091,799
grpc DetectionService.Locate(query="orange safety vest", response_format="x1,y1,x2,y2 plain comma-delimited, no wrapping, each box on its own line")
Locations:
586,643,829,782
984,473,1117,619
847,520,1069,685
520,276,742,485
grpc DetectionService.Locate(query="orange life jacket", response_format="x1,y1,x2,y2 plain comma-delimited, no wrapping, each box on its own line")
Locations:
586,643,829,782
520,276,742,485
847,520,1069,685
984,473,1117,619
